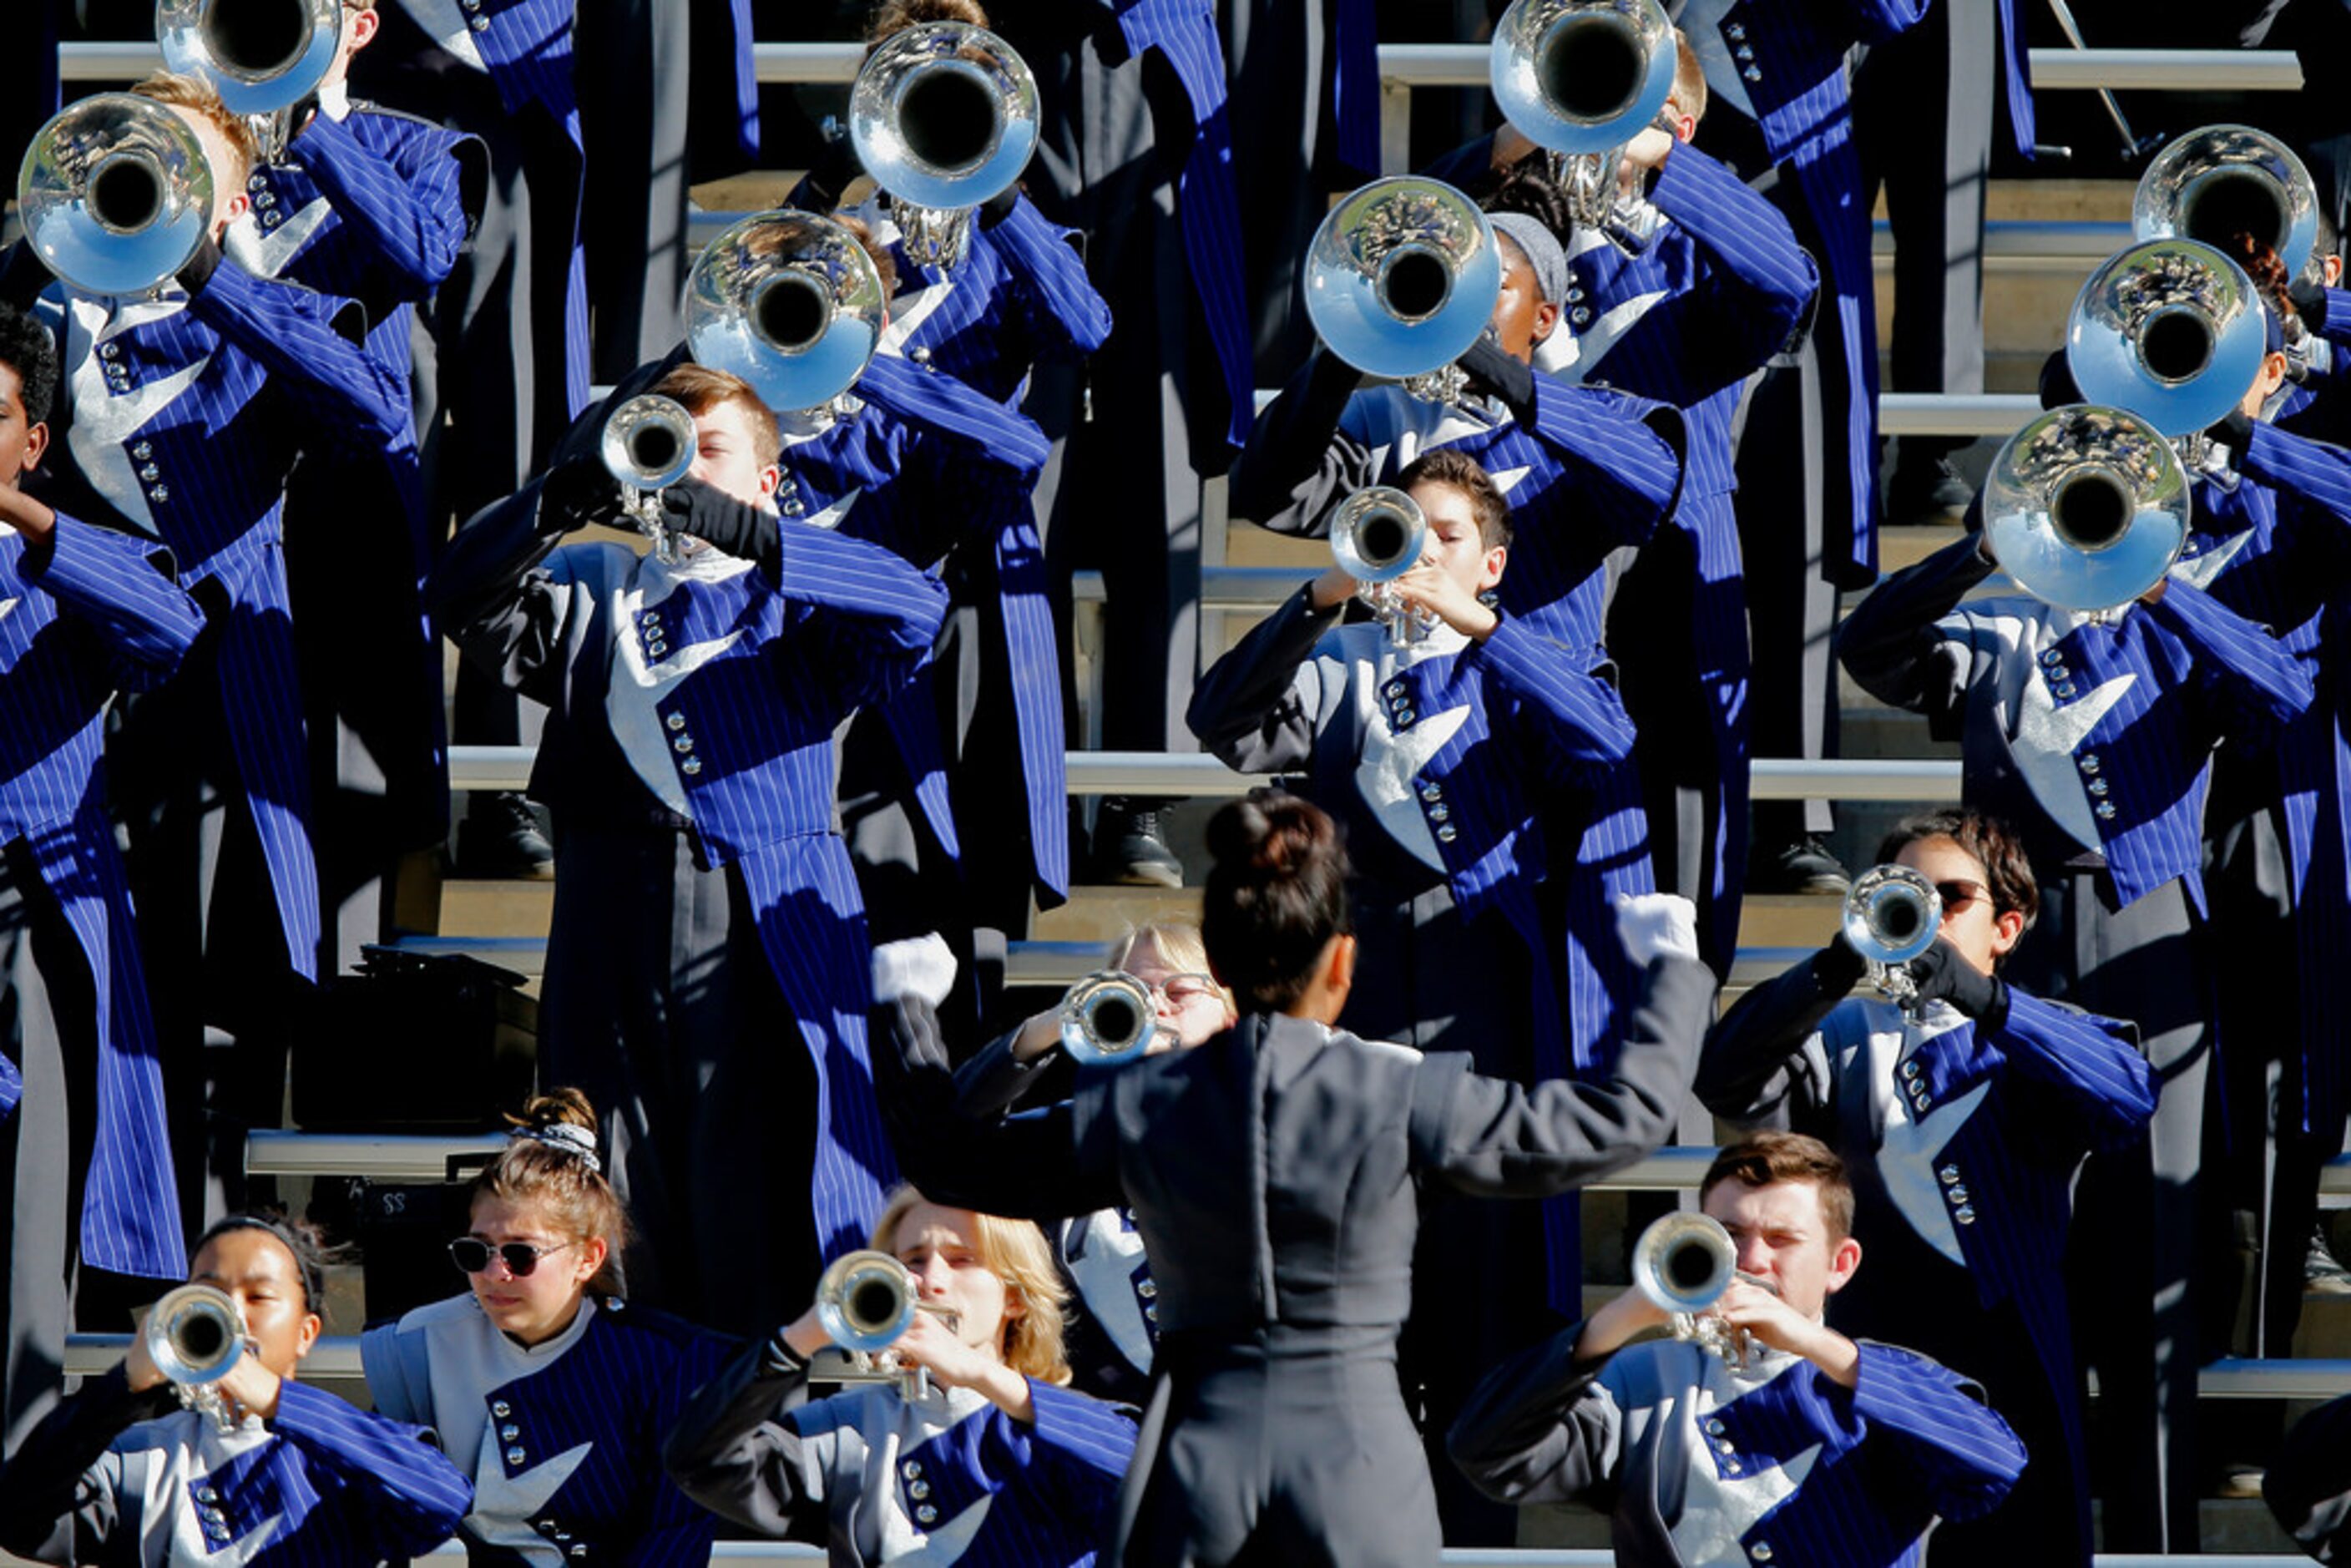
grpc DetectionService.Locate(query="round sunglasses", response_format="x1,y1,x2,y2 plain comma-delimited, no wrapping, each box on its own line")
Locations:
447,1237,581,1277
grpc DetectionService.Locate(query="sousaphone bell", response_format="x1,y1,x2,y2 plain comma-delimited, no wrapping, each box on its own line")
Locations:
685,210,887,417
849,19,1039,271
18,94,216,299
2067,237,2266,443
1983,403,2191,617
1489,0,1676,241
157,0,342,158
2134,124,2319,286
1304,176,1502,402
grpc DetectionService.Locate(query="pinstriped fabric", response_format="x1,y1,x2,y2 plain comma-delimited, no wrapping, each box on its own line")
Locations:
263,1379,477,1554
1992,0,2036,159
877,1381,1136,1565
1502,380,1685,648
1113,0,1256,448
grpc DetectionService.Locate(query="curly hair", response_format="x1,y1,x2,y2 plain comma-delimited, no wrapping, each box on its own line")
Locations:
0,302,59,429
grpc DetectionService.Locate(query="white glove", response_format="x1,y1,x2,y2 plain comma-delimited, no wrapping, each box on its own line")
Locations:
1615,893,1701,968
871,933,958,1007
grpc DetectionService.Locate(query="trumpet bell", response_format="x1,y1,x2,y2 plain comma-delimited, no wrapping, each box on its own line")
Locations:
1304,177,1502,380
157,0,342,119
1984,404,2190,613
1329,486,1428,584
2067,238,2267,439
1490,0,1676,156
18,94,215,298
145,1283,245,1388
685,210,887,413
1842,864,1943,969
1632,1212,1737,1316
600,394,697,493
2135,124,2318,285
1059,972,1160,1066
816,1249,919,1355
849,21,1039,215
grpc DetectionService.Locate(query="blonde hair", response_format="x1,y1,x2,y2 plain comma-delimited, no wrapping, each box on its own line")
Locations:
871,1185,1071,1386
867,0,990,43
131,72,259,192
1106,923,1235,1015
469,1089,629,1299
1670,32,1707,124
653,362,783,469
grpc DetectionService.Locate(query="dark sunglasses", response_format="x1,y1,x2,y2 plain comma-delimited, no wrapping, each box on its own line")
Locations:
1934,878,1990,912
447,1237,579,1277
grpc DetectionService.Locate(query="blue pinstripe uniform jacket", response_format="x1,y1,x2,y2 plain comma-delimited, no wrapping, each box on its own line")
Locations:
1839,532,2314,915
1685,0,1929,579
661,1331,1137,1568
1701,983,2154,1537
0,516,205,1282
364,1293,731,1568
1448,1332,2026,1567
33,258,414,984
431,476,948,1262
0,1366,472,1568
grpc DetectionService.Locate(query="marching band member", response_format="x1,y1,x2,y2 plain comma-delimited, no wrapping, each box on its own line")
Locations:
0,301,205,1452
0,1213,472,1567
872,790,1714,1567
1698,810,2156,1565
361,1091,731,1565
663,1185,1137,1566
429,362,948,1336
1446,1133,2027,1567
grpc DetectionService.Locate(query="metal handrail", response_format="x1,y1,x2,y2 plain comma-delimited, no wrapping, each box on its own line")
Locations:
1880,393,2044,438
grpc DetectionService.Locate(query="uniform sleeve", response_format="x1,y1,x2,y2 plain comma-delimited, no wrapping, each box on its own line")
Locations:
1413,955,1711,1196
23,513,204,693
980,196,1113,359
1835,531,1997,736
1445,1322,1624,1506
287,110,473,299
981,1381,1136,1528
0,1365,171,1565
848,356,1050,569
1226,351,1377,534
1990,990,2154,1155
1631,142,1819,397
1844,1342,2027,1523
266,1380,473,1558
184,260,412,453
1471,615,1639,777
2266,1392,2351,1560
427,481,591,708
1519,379,1686,554
2140,574,2315,749
1833,0,1932,43
1694,960,1848,1129
770,520,950,713
1184,585,1344,774
952,1025,1061,1119
2239,418,2351,527
660,1336,831,1543
622,1331,736,1568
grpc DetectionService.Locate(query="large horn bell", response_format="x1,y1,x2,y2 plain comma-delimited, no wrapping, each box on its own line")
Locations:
157,0,342,120
1304,177,1502,381
1489,0,1676,157
2134,124,2319,285
18,94,215,298
2066,238,2266,439
851,21,1038,217
685,210,887,413
1984,404,2190,614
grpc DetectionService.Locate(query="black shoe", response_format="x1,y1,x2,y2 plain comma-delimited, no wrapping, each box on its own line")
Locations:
2308,1223,2351,1297
1887,457,1973,524
1749,834,1852,896
1094,797,1183,888
454,792,554,880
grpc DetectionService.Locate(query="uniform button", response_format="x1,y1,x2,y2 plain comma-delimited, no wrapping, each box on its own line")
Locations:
908,1479,931,1500
1703,1418,1727,1437
672,736,694,753
2040,648,2062,666
1395,707,1415,726
1751,1545,1772,1564
247,172,267,192
1899,1060,1919,1080
262,212,282,229
493,1400,512,1418
1742,64,1762,82
1735,43,1755,60
909,346,933,364
569,1548,587,1560
1144,1302,1160,1322
2055,682,2077,700
915,1505,938,1525
469,13,489,28
1939,1164,1960,1184
554,1531,571,1543
1725,22,1747,39
2087,779,2110,797
462,0,480,8
1420,781,1442,802
1955,1206,1978,1225
1384,680,1406,698
132,440,152,459
2096,802,2117,821
903,1459,923,1479
681,757,703,776
1137,1280,1157,1298
253,190,275,210
149,484,169,503
1949,1186,1970,1204
1436,824,1458,843
139,463,160,481
1714,1439,1736,1455
508,1446,527,1466
1566,286,1585,303
2080,753,2101,774
197,1488,219,1505
1723,1459,1742,1475
1427,803,1449,824
1570,307,1592,326
1911,1092,1930,1112
665,713,686,732
99,341,119,360
783,499,805,516
501,1423,520,1440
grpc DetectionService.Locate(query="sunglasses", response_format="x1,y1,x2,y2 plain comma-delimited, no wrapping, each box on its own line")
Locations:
1934,878,1990,913
447,1237,580,1277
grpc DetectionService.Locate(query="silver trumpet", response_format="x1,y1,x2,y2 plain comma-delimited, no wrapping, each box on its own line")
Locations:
1842,864,1943,1014
1489,0,1676,246
813,1249,961,1400
1631,1212,1762,1370
156,0,342,161
2135,124,2320,287
1329,485,1437,646
1303,176,1501,404
599,393,697,564
18,94,216,298
2067,237,2266,451
1983,403,2191,618
849,20,1039,271
685,210,887,418
1058,972,1165,1066
144,1283,253,1432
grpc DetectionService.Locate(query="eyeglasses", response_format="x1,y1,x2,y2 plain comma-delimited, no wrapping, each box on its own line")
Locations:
1140,972,1222,1009
447,1237,580,1277
1934,879,1990,913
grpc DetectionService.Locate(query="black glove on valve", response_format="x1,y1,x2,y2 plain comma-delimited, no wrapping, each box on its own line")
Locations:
1457,333,1536,421
1904,938,2010,1029
660,478,781,566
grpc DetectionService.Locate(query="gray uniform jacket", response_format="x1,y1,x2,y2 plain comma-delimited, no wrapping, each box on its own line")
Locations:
873,954,1714,1565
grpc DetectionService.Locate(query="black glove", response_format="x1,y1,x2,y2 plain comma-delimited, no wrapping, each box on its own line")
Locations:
1904,938,2009,1028
2290,274,2331,334
2205,405,2255,451
540,454,622,532
2038,348,2081,410
660,478,781,565
1811,928,1868,997
1457,332,1536,419
798,135,866,215
176,231,224,296
978,185,1020,228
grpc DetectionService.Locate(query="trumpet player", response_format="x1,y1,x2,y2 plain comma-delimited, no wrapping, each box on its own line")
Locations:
1699,811,2154,1565
664,1184,1136,1568
0,1212,472,1567
1448,1133,2027,1567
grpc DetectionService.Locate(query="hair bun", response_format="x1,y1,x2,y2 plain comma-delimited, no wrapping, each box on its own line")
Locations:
517,1086,598,1136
